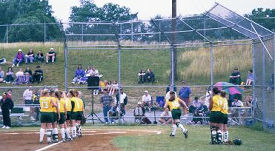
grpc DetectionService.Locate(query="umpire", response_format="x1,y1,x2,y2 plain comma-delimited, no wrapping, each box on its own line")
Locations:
1,92,14,129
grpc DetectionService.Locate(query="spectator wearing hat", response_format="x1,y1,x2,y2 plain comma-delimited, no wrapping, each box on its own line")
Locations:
142,90,152,111
33,66,43,83
229,67,242,85
179,81,192,114
46,48,56,63
12,49,25,67
25,48,35,64
100,89,113,124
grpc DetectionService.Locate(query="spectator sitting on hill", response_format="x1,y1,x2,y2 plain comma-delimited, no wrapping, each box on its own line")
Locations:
145,68,155,83
46,48,56,63
4,67,14,83
159,108,172,125
36,50,44,62
72,64,85,84
0,67,4,83
229,67,241,85
138,69,146,84
25,49,34,64
12,49,24,67
246,69,254,86
142,90,152,111
24,67,33,83
15,68,25,84
0,58,7,64
33,66,43,83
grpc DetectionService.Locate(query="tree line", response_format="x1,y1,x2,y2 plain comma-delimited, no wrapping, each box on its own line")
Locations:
0,0,274,43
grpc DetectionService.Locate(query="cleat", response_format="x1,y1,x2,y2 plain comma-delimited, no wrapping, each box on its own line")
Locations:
184,130,188,139
169,133,175,137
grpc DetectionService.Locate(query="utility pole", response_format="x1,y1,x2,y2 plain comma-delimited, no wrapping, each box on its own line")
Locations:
171,0,177,83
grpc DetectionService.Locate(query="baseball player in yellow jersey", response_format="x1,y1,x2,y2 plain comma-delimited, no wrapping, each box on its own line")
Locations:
209,87,223,144
55,91,67,142
39,89,57,144
220,91,229,144
49,90,59,143
71,90,84,138
164,91,188,138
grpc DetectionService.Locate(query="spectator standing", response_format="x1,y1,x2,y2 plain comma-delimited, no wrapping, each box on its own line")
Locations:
12,49,25,67
33,66,43,83
145,68,155,83
138,69,146,84
159,108,172,125
25,49,35,64
142,90,152,111
5,67,14,83
246,69,254,86
0,67,5,83
23,87,35,121
229,67,241,85
36,50,44,62
1,92,14,129
72,64,85,84
100,89,114,124
115,88,128,116
46,48,56,63
178,81,192,114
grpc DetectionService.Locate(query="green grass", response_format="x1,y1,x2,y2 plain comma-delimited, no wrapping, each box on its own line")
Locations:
113,126,275,151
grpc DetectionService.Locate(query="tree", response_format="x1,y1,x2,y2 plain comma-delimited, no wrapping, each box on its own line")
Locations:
0,0,63,42
67,1,138,41
245,8,275,32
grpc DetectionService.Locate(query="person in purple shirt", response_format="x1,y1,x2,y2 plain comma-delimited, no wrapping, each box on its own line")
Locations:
12,49,24,67
178,81,192,114
72,64,85,84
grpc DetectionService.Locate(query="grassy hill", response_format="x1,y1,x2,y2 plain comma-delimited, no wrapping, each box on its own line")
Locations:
0,42,252,110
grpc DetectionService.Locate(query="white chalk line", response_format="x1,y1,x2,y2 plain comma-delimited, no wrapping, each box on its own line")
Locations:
35,141,63,151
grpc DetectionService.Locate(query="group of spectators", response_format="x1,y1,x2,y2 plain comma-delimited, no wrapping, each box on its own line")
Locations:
0,66,43,84
72,64,102,85
229,67,254,86
138,68,155,84
11,48,57,67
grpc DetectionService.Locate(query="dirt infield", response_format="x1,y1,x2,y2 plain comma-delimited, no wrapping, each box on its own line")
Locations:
0,129,161,151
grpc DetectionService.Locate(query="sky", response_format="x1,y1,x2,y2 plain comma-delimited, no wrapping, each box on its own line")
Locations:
48,0,275,22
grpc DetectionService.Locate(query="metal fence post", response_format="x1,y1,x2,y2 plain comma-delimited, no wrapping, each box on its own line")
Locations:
252,42,255,119
131,21,133,42
6,25,8,43
262,45,266,128
64,38,68,92
273,35,275,126
210,44,214,86
81,23,84,43
159,21,161,43
171,44,174,86
44,23,46,43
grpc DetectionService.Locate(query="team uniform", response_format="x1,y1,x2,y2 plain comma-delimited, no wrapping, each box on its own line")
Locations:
58,98,66,125
39,96,54,143
51,97,58,123
66,98,72,121
166,97,188,138
210,94,223,144
40,97,54,123
71,97,84,138
220,97,229,143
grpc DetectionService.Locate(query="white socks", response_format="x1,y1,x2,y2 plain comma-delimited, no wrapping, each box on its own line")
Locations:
66,128,71,139
178,123,187,133
46,129,52,143
60,128,65,140
171,124,177,135
39,128,45,142
224,131,229,143
72,126,77,138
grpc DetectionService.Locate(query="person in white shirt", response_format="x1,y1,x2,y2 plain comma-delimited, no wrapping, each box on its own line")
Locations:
159,108,172,124
23,87,35,120
142,90,152,111
232,99,244,107
115,88,128,116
